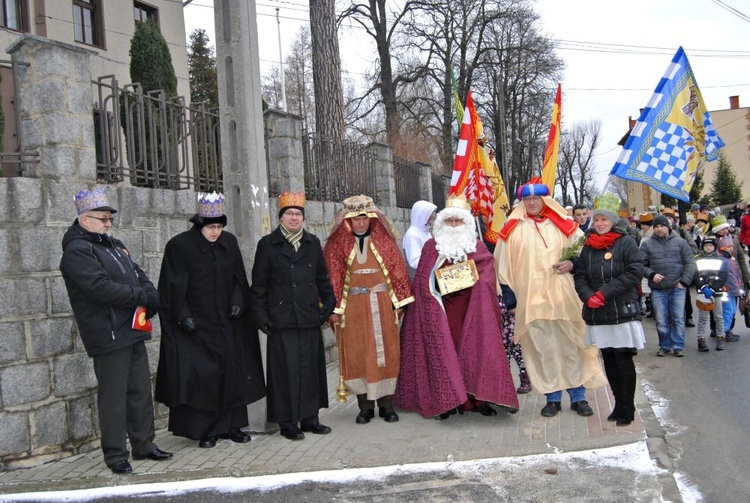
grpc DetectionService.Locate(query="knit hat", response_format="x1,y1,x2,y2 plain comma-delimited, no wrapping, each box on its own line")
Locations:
686,214,695,223
712,215,730,234
702,235,717,248
278,191,306,218
718,235,734,250
74,187,117,215
639,212,654,225
592,194,621,225
690,203,701,211
652,215,670,228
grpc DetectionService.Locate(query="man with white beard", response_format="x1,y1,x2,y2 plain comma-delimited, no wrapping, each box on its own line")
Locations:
394,195,519,419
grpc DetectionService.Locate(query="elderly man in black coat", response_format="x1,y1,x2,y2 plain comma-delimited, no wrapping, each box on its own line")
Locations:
249,191,336,441
155,192,266,448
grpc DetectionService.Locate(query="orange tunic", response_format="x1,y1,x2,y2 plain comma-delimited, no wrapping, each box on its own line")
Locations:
339,244,402,400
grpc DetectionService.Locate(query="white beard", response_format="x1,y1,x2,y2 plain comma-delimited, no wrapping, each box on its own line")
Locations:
434,225,477,263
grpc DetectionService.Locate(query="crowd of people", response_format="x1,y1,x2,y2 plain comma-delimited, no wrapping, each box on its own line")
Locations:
60,184,750,474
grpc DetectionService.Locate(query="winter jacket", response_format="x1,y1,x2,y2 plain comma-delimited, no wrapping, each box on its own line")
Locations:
719,250,744,297
640,230,696,291
59,221,157,357
249,226,336,330
739,212,750,247
692,250,729,296
574,225,644,326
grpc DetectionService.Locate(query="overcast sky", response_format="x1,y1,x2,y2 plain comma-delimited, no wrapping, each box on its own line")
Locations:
183,0,750,190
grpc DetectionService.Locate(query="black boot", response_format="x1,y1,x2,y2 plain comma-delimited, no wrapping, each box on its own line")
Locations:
602,350,623,421
615,349,637,425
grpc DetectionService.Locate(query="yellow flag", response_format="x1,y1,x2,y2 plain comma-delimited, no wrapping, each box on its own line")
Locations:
541,84,562,196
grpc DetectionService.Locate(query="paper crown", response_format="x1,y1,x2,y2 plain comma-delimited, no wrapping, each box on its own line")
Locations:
74,187,117,215
593,194,621,215
711,214,729,233
661,207,676,217
341,194,378,219
278,191,306,210
639,212,654,224
197,192,226,218
445,193,472,211
516,177,549,199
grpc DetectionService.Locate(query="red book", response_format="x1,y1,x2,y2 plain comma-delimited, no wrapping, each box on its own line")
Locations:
132,306,153,332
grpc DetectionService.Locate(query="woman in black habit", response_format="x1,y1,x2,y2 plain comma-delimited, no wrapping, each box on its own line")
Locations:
155,192,265,448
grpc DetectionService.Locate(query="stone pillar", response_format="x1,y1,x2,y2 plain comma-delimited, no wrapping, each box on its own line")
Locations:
369,142,396,207
214,0,270,432
264,109,305,195
415,161,433,201
7,35,96,181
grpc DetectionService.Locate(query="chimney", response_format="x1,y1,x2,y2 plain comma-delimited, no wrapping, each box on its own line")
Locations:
729,95,739,109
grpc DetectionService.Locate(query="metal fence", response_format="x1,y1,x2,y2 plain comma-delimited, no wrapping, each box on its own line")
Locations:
393,156,421,209
301,132,377,202
93,76,222,192
431,173,450,210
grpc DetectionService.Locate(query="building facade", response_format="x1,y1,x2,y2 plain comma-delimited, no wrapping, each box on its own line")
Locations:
0,0,190,176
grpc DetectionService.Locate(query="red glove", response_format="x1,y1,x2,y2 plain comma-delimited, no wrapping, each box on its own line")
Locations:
586,291,606,309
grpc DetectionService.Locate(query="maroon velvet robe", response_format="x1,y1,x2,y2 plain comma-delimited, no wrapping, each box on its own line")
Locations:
393,239,519,417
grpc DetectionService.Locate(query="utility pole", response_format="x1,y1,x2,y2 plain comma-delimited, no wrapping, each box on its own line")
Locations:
276,7,287,111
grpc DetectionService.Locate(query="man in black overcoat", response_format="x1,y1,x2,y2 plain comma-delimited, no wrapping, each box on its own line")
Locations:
155,192,265,448
249,191,336,440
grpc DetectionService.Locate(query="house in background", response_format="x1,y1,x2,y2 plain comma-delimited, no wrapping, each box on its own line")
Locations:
0,0,190,177
623,96,750,214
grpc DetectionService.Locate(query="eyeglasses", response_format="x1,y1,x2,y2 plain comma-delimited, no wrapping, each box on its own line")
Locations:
284,211,303,218
86,215,115,224
204,224,224,230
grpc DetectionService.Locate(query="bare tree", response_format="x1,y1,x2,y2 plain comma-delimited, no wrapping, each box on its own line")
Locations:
309,0,345,140
558,120,602,206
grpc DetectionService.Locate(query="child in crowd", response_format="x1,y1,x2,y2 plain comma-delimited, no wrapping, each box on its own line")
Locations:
718,235,744,342
693,236,727,351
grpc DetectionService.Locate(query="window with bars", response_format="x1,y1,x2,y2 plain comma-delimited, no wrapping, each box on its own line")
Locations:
73,0,103,47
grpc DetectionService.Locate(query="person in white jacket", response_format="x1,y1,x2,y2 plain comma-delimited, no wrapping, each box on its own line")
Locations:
402,200,437,281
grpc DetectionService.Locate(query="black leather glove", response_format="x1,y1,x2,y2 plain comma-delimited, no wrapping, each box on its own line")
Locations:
229,305,242,319
259,322,274,336
179,317,196,334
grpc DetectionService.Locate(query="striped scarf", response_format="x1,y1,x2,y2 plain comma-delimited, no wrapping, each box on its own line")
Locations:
280,224,303,251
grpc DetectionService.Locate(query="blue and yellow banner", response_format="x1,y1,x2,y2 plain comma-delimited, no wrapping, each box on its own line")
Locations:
610,47,724,202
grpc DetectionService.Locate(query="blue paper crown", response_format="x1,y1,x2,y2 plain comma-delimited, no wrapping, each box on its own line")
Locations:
198,192,226,218
74,187,117,215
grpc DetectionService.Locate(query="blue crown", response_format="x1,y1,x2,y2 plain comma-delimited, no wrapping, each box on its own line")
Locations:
198,192,226,218
74,187,117,215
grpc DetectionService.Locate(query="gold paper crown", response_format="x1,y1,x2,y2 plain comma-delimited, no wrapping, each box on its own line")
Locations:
278,191,306,209
593,193,621,215
445,194,472,212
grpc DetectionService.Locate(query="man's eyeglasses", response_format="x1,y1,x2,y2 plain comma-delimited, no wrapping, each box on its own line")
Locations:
87,215,115,224
284,211,303,218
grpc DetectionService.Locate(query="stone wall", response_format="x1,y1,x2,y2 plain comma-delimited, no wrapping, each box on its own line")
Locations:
0,36,434,470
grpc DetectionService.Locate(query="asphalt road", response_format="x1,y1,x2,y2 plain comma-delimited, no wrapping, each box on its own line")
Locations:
637,318,750,502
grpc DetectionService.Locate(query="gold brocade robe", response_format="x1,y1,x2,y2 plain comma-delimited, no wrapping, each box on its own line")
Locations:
495,216,607,394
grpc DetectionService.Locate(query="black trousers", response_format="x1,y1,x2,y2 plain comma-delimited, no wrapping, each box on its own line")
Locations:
93,341,156,466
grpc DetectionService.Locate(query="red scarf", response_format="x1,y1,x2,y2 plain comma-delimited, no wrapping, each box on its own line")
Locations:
586,231,621,250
